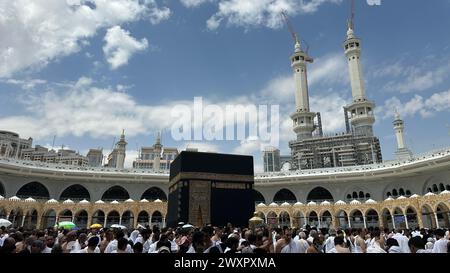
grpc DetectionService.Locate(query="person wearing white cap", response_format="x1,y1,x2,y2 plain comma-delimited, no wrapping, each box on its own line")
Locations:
425,237,435,250
294,231,309,254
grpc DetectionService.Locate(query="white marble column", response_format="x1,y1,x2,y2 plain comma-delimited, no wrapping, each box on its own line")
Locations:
403,214,409,229
434,213,440,229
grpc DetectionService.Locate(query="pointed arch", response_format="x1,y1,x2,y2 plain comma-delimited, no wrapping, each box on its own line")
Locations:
279,211,291,228
60,184,90,201
253,190,265,204
321,210,332,228
335,210,349,229
74,210,88,229
151,211,163,227
106,210,120,227
17,182,50,199
436,203,450,228
421,204,436,229
273,188,297,203
406,207,418,229
102,186,129,201
381,208,394,230
307,211,319,227
350,209,364,228
141,187,167,201
92,210,105,226
137,211,150,226
365,209,379,228
307,187,333,202
293,211,306,228
24,209,38,229
121,210,134,229
41,209,57,228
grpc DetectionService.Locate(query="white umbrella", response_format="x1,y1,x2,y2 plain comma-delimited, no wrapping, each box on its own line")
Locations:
182,224,194,229
111,224,127,229
0,218,12,228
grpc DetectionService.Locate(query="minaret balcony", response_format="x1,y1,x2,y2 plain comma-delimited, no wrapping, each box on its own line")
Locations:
293,124,315,136
350,114,375,126
290,111,316,121
346,100,375,111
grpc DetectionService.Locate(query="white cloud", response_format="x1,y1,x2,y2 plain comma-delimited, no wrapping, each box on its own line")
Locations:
124,150,139,168
308,53,348,86
233,136,262,155
180,142,220,153
0,0,170,77
0,49,352,162
103,26,149,70
378,90,450,119
180,0,215,8
310,93,348,133
0,77,181,139
425,90,450,112
204,0,342,30
3,78,47,90
261,52,347,103
373,57,450,94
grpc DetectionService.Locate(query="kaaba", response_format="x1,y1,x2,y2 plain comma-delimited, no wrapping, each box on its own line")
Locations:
167,151,254,228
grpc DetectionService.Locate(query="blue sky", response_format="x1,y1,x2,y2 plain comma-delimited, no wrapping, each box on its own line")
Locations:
1,0,450,171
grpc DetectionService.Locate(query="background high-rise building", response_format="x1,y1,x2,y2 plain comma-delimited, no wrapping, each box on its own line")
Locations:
0,130,33,158
21,145,88,166
263,147,281,172
133,133,178,171
107,130,127,169
87,148,104,167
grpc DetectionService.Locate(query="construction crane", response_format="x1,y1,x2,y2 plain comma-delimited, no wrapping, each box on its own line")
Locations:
281,10,312,60
348,0,355,29
281,11,299,46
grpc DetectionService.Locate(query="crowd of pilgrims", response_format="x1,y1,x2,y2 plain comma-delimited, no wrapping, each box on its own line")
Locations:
0,223,449,254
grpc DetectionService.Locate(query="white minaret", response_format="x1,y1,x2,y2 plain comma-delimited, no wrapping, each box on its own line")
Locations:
290,39,316,140
153,132,162,171
393,112,412,160
343,19,375,137
115,129,127,169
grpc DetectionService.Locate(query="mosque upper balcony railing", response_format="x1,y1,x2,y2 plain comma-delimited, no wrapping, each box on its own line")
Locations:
0,156,170,175
255,146,450,179
1,146,449,179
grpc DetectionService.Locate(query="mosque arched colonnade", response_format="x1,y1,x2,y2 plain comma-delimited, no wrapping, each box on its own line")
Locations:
0,197,167,230
255,192,450,230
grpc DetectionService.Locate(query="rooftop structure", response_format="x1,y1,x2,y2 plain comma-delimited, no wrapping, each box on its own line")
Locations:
133,133,178,171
